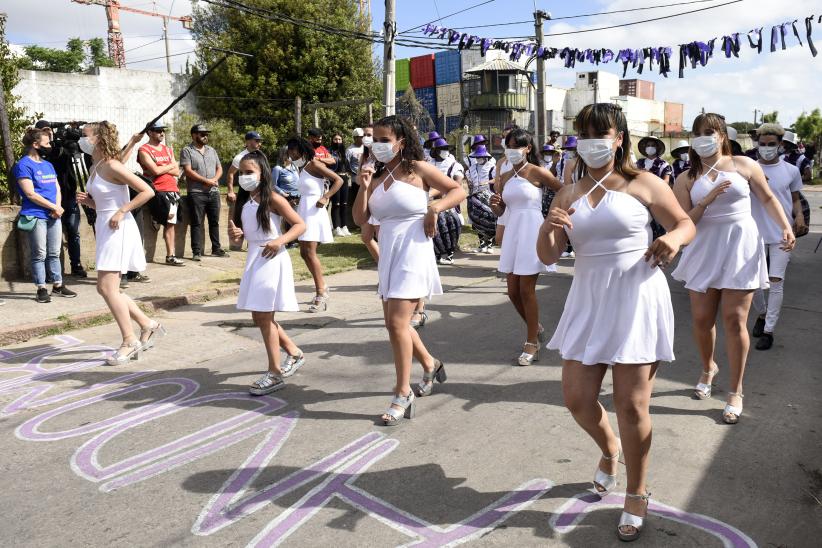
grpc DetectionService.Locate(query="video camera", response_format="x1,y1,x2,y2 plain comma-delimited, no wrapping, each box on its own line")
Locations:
48,121,87,143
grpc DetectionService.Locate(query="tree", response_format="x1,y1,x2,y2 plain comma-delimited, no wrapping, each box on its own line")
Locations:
729,121,757,134
762,111,779,124
19,38,114,73
190,0,381,146
396,87,434,133
794,109,822,164
169,112,244,173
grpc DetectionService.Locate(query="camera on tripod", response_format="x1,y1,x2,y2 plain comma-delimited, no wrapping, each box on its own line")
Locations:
49,121,87,144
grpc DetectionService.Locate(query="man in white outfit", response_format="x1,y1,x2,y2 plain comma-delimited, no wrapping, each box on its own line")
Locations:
750,123,807,350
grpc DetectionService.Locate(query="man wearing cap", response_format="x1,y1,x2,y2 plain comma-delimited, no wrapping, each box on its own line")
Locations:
670,139,691,180
138,122,184,266
307,128,335,167
466,144,497,253
782,131,813,183
226,131,264,204
180,124,226,260
636,136,673,186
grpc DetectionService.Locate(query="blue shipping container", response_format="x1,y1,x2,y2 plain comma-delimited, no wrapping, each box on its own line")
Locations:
396,87,438,122
445,115,461,134
435,50,461,85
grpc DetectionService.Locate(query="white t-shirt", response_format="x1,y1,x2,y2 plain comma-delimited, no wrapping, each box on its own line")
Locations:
752,159,802,244
433,153,465,180
231,149,250,169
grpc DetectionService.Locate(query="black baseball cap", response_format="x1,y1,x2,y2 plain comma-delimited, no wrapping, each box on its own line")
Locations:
307,127,323,137
245,131,262,141
35,120,50,129
190,124,210,134
147,122,167,132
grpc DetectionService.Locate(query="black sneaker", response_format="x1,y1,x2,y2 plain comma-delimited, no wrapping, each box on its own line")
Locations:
755,333,773,351
52,285,77,298
71,266,88,278
129,273,151,283
752,316,765,338
165,255,185,266
191,254,202,262
36,287,51,303
211,248,229,257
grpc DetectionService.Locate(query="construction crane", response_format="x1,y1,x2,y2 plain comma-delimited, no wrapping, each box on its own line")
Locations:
71,0,193,71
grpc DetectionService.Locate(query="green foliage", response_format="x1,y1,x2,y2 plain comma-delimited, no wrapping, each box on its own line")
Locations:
190,0,381,148
794,109,822,147
761,111,779,124
729,121,757,134
19,37,114,73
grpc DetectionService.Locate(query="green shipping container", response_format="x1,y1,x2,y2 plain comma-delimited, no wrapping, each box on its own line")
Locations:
395,59,410,91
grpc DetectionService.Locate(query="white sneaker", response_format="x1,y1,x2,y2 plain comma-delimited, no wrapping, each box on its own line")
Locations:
561,251,571,258
438,256,454,265
333,227,343,237
568,250,575,258
341,226,351,236
484,246,493,254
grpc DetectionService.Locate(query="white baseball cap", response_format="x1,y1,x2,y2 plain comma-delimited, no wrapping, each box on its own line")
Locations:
783,130,797,145
352,128,364,137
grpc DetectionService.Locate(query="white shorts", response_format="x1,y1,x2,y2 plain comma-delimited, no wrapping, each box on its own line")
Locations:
765,243,790,279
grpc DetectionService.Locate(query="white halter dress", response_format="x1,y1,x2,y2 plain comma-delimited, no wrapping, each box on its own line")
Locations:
368,167,443,301
547,172,675,366
671,160,768,292
236,199,299,312
87,171,146,274
297,168,334,243
498,167,556,275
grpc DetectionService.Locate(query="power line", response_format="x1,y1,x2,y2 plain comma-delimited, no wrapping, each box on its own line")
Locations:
124,37,164,53
399,0,498,35
125,49,195,65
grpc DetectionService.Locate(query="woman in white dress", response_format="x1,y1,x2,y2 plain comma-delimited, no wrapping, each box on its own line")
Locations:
287,138,343,313
352,116,466,426
671,113,795,424
490,129,562,366
538,103,695,542
75,121,162,366
228,152,307,396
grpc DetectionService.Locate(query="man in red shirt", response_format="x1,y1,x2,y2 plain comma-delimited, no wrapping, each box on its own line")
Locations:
307,127,336,168
137,122,184,266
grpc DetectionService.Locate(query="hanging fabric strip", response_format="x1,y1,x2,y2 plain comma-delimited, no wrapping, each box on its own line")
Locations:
770,25,778,52
791,20,803,46
806,16,818,57
678,44,687,78
780,22,789,50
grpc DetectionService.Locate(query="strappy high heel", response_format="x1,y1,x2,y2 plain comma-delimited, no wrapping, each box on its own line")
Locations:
139,321,167,351
105,341,142,366
308,290,329,313
382,391,415,426
723,392,744,424
617,491,651,542
517,341,540,366
415,359,446,397
593,442,621,497
410,310,428,329
693,363,719,400
537,325,547,344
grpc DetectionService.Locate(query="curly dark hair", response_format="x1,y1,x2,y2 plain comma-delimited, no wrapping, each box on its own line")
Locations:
286,137,315,162
372,115,424,177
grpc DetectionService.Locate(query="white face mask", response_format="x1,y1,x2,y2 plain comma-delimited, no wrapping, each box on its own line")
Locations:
576,138,616,169
645,146,657,157
504,147,526,165
679,152,689,162
292,157,306,168
758,144,779,161
371,141,399,163
362,135,373,147
692,135,719,158
79,136,95,155
238,174,260,191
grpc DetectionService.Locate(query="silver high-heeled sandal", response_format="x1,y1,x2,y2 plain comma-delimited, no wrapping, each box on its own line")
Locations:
415,359,446,397
693,364,719,399
382,391,415,426
308,290,329,313
140,321,167,351
617,491,651,542
593,442,621,497
517,341,540,366
410,310,428,329
105,341,142,366
723,392,744,424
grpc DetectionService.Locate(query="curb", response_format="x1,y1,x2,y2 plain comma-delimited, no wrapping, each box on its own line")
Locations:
0,285,241,347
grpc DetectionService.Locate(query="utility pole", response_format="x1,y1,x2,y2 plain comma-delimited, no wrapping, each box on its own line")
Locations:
295,96,302,135
163,17,171,73
753,109,759,126
383,0,396,116
533,10,550,146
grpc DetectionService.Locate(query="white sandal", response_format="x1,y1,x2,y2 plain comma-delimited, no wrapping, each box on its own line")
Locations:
105,341,141,366
517,341,540,366
617,491,650,542
593,441,621,497
723,392,744,424
382,391,415,426
414,359,446,397
308,290,329,313
693,364,719,400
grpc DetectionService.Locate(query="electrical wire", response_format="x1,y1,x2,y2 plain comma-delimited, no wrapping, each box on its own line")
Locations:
399,0,498,35
124,37,164,53
125,49,195,65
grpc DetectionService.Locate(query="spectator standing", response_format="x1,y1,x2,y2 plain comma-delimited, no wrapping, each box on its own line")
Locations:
14,128,77,302
329,133,351,236
180,124,227,260
226,131,264,204
636,136,673,185
671,139,691,180
137,122,184,266
783,131,813,183
307,127,335,167
346,128,365,214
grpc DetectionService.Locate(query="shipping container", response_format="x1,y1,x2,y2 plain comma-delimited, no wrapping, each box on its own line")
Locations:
395,58,410,92
445,115,462,135
436,83,462,117
410,54,436,89
435,50,461,85
395,87,438,123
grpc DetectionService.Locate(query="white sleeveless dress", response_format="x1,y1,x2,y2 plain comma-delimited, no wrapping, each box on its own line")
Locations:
87,172,146,273
297,168,334,243
671,162,768,292
236,200,299,312
368,170,442,301
548,174,675,365
498,169,556,275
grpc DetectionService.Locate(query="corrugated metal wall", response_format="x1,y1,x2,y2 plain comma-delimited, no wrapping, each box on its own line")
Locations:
434,51,461,85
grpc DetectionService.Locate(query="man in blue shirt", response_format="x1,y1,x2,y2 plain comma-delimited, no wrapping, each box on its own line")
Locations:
13,128,77,302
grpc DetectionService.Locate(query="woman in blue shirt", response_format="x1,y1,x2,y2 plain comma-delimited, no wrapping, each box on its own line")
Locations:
13,128,77,303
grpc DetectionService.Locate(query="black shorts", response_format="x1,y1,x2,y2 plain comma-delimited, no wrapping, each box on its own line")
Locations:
149,191,181,226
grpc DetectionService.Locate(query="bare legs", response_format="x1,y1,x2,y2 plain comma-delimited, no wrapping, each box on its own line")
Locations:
563,360,658,525
163,224,176,257
506,273,541,345
96,271,153,349
381,298,436,421
252,311,299,374
299,241,327,295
